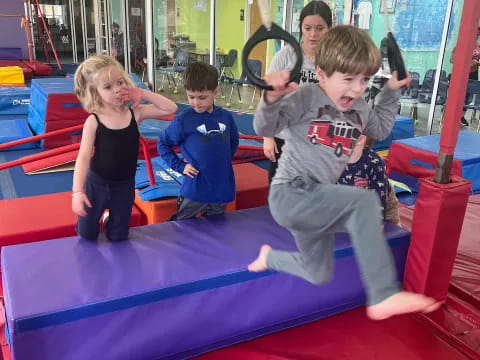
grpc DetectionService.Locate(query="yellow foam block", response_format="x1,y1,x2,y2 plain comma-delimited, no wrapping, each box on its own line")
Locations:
0,66,25,86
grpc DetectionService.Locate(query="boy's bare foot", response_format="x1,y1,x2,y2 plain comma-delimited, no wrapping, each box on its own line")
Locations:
367,291,442,320
247,245,272,272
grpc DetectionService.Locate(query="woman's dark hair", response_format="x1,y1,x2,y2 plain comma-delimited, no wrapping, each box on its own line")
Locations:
299,1,333,39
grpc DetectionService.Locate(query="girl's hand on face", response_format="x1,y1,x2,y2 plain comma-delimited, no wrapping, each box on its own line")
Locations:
183,163,199,178
386,71,411,90
72,193,92,217
264,70,299,103
119,87,144,108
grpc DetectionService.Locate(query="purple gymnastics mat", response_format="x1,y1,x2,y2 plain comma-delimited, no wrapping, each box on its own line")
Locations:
1,207,410,360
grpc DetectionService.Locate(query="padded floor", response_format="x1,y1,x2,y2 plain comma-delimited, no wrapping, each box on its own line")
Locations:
194,306,467,360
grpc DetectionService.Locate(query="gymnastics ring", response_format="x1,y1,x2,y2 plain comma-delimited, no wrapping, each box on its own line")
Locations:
242,23,302,90
381,0,407,80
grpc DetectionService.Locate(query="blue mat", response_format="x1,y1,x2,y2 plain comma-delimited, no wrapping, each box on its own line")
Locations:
0,87,31,115
373,115,414,151
394,130,480,194
0,149,72,200
0,117,37,150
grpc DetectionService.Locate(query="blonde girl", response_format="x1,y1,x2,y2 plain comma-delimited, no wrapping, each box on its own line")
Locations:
73,55,177,241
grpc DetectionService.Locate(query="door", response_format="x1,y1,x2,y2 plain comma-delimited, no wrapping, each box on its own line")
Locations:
30,0,75,64
93,0,111,56
127,0,146,76
248,0,267,76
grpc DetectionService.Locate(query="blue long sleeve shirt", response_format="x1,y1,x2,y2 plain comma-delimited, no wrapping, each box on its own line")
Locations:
157,106,239,203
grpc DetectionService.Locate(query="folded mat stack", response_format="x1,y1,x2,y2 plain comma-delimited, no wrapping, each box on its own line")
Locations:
27,77,88,148
1,207,409,360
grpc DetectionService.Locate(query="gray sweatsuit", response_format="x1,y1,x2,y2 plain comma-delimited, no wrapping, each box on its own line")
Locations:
254,83,401,304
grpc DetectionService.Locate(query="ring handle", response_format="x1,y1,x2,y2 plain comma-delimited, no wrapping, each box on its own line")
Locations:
242,23,303,90
385,32,407,81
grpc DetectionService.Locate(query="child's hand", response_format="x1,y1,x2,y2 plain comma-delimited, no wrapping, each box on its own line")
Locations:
183,163,199,178
386,71,411,90
72,193,92,216
263,137,279,162
119,87,144,108
264,71,299,103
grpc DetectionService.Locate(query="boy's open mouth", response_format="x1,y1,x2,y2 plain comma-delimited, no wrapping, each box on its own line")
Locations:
339,96,354,108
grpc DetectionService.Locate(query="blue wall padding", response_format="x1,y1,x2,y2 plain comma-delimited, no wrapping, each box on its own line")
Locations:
373,115,415,151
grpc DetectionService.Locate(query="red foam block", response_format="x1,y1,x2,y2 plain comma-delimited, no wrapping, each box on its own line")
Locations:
387,142,463,178
404,176,471,300
0,192,144,248
233,163,268,210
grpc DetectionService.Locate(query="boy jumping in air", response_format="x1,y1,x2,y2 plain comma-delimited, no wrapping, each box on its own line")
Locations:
248,26,440,320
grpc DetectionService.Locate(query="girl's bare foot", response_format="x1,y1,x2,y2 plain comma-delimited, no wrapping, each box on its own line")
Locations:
367,291,442,320
247,245,272,272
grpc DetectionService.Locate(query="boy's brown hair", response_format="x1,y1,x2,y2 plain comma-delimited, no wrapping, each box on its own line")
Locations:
315,25,381,77
184,61,219,91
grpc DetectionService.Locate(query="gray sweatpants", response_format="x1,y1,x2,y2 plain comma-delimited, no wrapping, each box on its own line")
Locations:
268,176,400,305
169,195,226,221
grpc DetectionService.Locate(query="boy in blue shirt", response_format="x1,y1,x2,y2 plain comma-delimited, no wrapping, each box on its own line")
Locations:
158,62,239,220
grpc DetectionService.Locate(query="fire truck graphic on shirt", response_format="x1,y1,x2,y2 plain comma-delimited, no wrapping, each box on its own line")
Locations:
307,105,362,157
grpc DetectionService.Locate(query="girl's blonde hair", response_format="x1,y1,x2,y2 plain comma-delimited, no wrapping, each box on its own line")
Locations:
315,25,381,77
74,55,133,112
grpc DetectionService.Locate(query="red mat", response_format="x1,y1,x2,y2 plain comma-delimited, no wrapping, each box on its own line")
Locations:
21,60,52,76
0,60,32,80
194,307,467,360
193,196,480,360
399,195,480,308
0,191,144,248
399,195,480,358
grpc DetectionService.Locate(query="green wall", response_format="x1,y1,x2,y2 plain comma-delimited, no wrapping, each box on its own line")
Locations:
217,0,248,77
175,0,247,77
176,0,211,49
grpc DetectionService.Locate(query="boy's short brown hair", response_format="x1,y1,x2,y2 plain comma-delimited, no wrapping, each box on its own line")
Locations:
315,25,381,77
184,61,219,91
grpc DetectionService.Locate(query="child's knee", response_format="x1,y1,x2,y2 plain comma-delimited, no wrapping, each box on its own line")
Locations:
107,234,129,242
359,189,380,206
306,269,333,286
305,263,334,285
77,227,99,241
105,225,129,242
270,209,297,230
